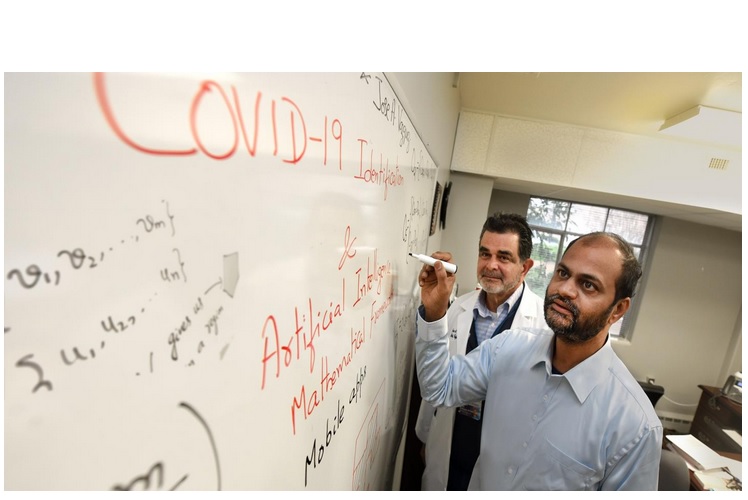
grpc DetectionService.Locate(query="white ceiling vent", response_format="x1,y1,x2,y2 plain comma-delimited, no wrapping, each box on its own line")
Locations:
708,157,729,170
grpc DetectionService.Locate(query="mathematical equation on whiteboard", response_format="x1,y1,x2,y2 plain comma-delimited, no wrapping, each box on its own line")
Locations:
7,200,237,390
5,72,436,490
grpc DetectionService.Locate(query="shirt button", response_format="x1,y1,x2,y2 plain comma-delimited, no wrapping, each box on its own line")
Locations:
543,394,549,402
507,466,514,475
532,414,538,421
523,442,528,448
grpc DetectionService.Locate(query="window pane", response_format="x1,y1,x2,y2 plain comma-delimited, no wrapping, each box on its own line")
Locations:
561,234,577,254
606,209,649,244
527,197,569,229
527,230,560,295
567,203,607,233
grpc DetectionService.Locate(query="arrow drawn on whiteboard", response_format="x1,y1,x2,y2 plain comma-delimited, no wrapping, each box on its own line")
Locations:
204,252,239,298
222,252,239,297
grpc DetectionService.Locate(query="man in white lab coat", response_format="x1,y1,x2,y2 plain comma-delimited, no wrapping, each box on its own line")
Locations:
414,212,548,490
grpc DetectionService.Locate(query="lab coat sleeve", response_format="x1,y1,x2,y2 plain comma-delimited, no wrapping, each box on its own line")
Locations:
414,399,435,443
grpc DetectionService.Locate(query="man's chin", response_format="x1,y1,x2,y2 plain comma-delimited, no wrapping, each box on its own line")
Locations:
554,333,577,345
545,309,573,329
480,283,503,294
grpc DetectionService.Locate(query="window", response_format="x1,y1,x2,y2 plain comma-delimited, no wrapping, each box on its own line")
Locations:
525,197,654,339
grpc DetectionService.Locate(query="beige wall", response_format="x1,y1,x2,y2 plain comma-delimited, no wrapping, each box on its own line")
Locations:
614,217,742,414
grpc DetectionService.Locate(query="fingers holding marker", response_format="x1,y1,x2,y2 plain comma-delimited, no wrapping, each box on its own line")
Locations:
409,253,457,274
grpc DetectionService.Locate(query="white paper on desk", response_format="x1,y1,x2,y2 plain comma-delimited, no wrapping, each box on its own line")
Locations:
666,434,732,471
694,469,734,491
694,469,732,491
722,457,742,482
722,428,742,448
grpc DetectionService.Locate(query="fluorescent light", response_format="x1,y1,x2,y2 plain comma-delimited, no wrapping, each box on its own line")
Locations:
659,105,741,148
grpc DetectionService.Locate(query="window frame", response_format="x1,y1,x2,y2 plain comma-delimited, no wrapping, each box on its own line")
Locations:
525,196,656,340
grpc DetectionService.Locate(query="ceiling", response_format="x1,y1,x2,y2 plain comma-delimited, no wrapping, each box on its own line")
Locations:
454,72,742,231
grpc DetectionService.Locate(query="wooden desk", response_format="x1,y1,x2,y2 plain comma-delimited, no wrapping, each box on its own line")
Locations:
688,385,742,490
690,385,742,454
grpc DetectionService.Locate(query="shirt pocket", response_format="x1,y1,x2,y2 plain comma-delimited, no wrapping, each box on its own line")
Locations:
522,439,597,490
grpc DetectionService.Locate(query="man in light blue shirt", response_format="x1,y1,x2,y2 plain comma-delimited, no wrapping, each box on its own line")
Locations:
415,232,662,490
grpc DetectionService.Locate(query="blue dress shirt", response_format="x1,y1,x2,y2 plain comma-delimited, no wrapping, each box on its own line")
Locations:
415,312,663,490
473,284,523,344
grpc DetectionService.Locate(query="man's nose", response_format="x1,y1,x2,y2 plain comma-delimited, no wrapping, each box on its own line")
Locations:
487,256,501,269
556,278,577,298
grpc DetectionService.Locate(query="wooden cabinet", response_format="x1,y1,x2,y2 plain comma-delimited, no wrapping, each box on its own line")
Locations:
690,385,742,454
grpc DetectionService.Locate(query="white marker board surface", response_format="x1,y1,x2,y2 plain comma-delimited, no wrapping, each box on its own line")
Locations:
4,72,437,490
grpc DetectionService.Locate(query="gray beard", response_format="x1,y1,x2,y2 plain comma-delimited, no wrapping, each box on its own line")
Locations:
479,273,520,296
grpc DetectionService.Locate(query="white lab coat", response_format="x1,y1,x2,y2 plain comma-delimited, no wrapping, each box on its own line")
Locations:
414,283,548,490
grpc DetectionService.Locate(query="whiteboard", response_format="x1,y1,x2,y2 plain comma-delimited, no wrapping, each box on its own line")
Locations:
4,72,437,491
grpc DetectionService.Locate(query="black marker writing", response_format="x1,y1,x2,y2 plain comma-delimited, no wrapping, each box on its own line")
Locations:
16,354,53,393
179,402,222,491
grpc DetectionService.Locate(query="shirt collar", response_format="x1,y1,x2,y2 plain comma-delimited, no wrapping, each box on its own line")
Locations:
531,334,615,404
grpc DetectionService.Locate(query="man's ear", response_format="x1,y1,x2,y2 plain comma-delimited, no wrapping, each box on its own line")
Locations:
608,297,631,325
521,258,534,277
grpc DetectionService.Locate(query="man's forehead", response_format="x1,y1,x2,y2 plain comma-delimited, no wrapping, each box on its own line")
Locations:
481,230,519,246
562,238,623,276
569,235,620,253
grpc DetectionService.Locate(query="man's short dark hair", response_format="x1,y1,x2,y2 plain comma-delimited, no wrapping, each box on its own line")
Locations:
479,212,534,261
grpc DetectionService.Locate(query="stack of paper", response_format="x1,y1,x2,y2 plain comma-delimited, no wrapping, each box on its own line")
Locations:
666,434,742,491
693,469,737,491
666,434,730,470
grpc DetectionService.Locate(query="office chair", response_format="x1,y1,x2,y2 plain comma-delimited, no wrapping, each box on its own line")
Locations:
658,448,690,491
638,380,665,407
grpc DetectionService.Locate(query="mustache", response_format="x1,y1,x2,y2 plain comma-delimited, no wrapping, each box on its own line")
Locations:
545,293,579,319
481,272,503,280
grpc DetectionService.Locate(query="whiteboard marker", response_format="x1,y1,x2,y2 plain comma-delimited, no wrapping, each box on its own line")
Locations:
409,253,457,274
